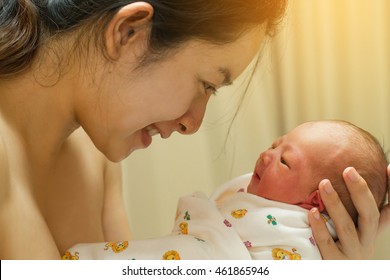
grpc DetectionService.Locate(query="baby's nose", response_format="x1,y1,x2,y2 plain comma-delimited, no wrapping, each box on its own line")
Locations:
261,151,272,166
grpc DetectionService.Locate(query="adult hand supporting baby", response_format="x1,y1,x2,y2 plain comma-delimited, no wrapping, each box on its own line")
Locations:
308,166,385,259
378,165,390,235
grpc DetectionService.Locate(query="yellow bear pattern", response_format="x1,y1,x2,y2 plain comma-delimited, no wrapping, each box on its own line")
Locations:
61,251,79,260
272,248,301,260
231,209,248,219
162,250,181,260
179,222,189,235
104,241,129,253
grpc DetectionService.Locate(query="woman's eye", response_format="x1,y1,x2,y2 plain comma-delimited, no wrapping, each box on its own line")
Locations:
203,83,218,96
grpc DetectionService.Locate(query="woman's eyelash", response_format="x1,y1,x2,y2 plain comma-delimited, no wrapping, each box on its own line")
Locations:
203,83,218,95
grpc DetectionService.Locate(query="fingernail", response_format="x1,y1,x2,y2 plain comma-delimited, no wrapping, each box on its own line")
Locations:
345,167,359,182
320,179,334,194
310,208,320,220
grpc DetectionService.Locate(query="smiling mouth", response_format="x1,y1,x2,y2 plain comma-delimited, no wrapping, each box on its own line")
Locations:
146,126,160,137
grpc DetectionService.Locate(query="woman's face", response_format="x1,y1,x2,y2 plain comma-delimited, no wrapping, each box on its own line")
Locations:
77,27,266,162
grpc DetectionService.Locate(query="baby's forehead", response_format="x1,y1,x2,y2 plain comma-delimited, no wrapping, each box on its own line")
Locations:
286,123,352,160
294,121,343,133
289,122,350,143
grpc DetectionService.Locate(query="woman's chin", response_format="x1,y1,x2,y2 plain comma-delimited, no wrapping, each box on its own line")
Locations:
102,144,142,163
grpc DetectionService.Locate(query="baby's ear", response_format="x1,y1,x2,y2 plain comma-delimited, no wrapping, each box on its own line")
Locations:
298,190,325,212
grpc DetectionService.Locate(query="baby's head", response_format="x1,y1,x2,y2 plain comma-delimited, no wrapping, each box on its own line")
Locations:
247,120,388,224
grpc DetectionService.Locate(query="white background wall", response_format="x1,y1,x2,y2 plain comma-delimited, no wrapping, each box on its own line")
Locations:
122,0,390,259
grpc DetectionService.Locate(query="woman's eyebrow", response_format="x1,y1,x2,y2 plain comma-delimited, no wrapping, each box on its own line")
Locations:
218,67,233,86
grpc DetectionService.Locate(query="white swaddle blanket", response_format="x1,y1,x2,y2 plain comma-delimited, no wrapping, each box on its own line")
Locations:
63,174,335,260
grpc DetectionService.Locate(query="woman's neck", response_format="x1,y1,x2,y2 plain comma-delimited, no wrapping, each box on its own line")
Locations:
0,70,80,169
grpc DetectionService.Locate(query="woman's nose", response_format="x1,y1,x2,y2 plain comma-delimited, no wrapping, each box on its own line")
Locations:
176,95,209,135
176,111,203,135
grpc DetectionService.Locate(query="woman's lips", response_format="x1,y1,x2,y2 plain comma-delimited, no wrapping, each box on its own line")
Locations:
141,126,160,148
146,126,160,137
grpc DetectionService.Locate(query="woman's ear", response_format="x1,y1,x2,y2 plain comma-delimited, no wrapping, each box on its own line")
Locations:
298,190,325,212
105,2,154,60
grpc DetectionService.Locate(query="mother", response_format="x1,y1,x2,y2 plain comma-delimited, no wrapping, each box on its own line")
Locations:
0,0,388,259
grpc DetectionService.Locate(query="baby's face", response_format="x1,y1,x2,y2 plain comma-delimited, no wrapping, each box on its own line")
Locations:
247,122,347,205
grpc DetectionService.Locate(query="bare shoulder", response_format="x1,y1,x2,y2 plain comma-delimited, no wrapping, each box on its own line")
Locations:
0,134,60,259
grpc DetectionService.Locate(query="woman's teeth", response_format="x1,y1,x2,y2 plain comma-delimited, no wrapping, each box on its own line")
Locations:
146,126,159,137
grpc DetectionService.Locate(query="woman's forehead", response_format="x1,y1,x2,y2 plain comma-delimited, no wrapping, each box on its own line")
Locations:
181,26,266,80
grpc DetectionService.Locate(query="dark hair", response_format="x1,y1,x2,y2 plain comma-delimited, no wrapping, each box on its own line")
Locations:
317,120,388,225
0,0,40,78
0,0,287,78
